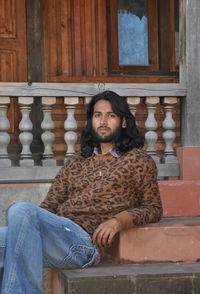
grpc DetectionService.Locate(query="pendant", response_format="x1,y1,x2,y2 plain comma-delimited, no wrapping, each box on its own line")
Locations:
99,169,102,177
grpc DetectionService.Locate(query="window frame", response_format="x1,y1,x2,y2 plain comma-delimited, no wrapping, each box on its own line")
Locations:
107,0,178,76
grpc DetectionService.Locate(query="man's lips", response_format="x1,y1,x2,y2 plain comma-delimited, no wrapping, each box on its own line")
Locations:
98,128,110,134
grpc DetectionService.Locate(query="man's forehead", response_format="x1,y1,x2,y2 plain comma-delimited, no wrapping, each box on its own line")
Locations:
93,99,114,112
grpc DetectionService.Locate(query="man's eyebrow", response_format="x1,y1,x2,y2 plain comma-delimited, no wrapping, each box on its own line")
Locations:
93,111,115,114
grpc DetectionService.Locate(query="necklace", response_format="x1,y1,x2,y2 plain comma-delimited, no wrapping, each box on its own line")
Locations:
99,168,102,177
96,155,103,177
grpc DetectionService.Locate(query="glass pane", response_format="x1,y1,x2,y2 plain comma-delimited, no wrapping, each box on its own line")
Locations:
118,0,149,66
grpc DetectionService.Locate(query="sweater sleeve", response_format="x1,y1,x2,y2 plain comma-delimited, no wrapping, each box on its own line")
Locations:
40,165,69,214
113,156,163,231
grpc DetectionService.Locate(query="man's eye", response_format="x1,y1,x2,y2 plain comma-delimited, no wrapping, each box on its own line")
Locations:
94,113,100,118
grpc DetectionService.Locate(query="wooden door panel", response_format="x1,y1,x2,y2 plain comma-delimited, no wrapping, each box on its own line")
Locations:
0,50,17,81
41,0,108,81
0,0,27,143
0,0,16,39
0,0,27,81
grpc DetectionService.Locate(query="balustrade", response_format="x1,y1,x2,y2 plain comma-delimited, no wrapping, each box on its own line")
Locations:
18,97,34,167
126,97,140,124
64,97,79,162
41,97,56,166
0,97,11,167
162,97,178,163
145,97,160,164
0,95,180,179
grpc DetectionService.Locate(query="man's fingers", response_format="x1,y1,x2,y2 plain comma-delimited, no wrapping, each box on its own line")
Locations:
97,230,108,247
92,225,101,242
92,219,121,248
93,227,109,247
92,229,98,243
107,231,115,246
94,229,114,247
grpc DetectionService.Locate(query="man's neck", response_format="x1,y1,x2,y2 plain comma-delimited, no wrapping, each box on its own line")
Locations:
100,143,114,155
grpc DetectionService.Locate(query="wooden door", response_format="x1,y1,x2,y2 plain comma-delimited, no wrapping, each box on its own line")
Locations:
0,0,27,144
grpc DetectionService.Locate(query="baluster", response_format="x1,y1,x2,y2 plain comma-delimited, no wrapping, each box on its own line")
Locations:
84,96,92,107
18,97,34,166
127,97,140,125
145,97,160,163
84,96,92,125
64,97,79,162
41,97,56,166
162,97,178,163
0,97,11,167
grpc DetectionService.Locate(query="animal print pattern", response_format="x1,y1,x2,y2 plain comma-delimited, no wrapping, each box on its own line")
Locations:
40,148,163,236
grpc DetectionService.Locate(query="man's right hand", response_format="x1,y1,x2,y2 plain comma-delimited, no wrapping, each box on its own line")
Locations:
92,218,120,249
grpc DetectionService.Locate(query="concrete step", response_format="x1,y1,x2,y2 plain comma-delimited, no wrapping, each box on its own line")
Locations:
57,262,200,294
0,179,200,225
159,180,200,217
109,217,200,263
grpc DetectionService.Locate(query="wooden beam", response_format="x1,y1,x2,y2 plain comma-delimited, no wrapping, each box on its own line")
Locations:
26,0,42,82
0,82,187,97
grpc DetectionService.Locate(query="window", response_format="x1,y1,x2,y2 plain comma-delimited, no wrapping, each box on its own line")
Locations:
107,0,178,77
118,0,149,66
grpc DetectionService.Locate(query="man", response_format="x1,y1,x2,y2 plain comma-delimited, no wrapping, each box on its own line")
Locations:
0,90,162,293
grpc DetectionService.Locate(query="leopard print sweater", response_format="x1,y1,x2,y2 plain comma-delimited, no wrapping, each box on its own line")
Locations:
40,148,163,236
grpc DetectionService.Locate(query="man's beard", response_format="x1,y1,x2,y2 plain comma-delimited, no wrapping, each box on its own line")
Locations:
91,125,122,143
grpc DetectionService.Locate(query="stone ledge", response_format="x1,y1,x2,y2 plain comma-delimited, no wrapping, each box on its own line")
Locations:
0,162,179,183
57,262,200,294
1,180,200,219
111,217,200,264
159,180,200,217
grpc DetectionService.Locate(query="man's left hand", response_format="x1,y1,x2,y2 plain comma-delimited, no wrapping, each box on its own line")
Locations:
92,218,121,249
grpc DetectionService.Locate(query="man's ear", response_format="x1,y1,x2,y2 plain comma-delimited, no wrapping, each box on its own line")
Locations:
122,117,126,128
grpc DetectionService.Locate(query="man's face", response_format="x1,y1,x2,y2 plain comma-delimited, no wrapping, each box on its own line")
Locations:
91,99,122,143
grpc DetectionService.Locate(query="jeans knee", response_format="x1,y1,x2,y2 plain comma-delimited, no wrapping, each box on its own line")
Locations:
8,202,36,222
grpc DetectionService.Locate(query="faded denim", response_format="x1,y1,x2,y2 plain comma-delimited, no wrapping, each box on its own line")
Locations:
0,202,100,294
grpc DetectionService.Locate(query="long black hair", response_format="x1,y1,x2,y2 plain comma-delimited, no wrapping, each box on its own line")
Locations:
80,90,144,157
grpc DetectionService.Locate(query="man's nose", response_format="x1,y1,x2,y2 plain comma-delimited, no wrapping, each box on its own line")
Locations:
100,115,107,125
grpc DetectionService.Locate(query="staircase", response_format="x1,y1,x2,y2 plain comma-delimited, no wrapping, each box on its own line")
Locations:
51,177,200,294
56,263,200,294
0,148,200,294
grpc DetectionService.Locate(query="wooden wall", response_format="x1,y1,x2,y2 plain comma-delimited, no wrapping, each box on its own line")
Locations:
0,0,27,144
0,0,181,160
40,0,180,160
41,0,179,83
41,0,108,82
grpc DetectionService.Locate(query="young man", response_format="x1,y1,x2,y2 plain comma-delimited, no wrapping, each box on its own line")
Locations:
0,91,162,293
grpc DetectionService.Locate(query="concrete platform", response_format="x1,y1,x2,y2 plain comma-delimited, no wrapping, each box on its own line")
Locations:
110,217,200,263
57,262,200,294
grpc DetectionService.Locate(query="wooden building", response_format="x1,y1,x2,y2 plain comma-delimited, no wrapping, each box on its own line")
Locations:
0,0,200,293
0,0,182,163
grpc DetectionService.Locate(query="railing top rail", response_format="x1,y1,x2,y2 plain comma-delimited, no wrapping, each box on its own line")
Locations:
0,82,187,97
0,163,180,183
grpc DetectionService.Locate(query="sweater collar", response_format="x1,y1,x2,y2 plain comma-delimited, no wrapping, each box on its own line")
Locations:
93,147,120,158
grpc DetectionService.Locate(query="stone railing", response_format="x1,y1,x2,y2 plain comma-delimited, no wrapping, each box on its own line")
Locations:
0,94,181,182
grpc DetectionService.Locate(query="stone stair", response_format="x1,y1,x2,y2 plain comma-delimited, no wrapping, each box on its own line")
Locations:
109,216,200,264
51,179,200,294
0,179,200,293
57,262,200,294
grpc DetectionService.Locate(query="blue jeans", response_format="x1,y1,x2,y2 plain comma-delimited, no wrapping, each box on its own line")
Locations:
0,202,100,294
